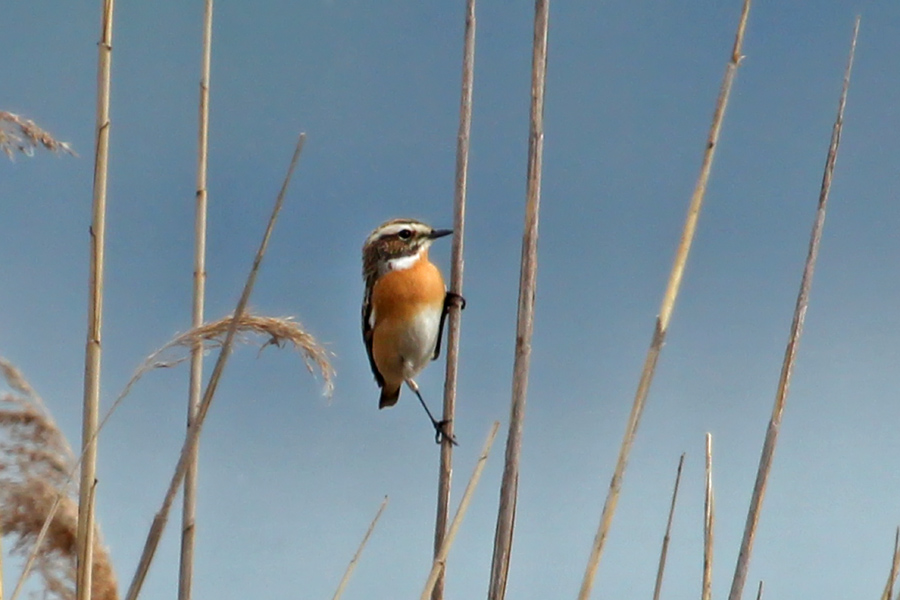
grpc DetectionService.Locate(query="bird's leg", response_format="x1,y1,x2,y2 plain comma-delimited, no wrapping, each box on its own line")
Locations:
432,291,467,361
406,379,458,446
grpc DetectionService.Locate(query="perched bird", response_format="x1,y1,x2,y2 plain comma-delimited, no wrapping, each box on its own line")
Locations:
361,218,464,444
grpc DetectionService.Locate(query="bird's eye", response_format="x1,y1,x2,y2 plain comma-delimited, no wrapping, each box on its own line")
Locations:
398,229,412,240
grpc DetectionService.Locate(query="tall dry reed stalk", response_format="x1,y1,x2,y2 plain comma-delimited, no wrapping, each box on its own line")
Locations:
124,134,307,600
1,507,4,600
576,2,751,597
423,421,500,600
331,496,389,600
486,1,548,598
0,111,74,159
726,18,859,600
432,1,476,598
76,1,116,599
702,433,714,600
178,0,215,598
0,358,118,600
651,454,685,600
881,528,900,600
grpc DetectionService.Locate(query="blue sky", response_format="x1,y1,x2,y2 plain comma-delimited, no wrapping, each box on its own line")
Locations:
3,1,900,598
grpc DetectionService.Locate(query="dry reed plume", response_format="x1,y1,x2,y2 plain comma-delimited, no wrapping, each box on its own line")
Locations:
9,311,331,599
0,111,74,159
0,358,118,600
130,313,334,397
124,134,307,600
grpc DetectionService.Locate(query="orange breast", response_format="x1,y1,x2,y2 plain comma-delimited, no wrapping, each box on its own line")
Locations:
370,252,446,324
370,253,446,385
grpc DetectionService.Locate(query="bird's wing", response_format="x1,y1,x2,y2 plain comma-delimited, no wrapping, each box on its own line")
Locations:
432,293,448,361
362,287,384,387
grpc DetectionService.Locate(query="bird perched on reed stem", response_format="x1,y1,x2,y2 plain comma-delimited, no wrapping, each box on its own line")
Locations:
362,218,464,444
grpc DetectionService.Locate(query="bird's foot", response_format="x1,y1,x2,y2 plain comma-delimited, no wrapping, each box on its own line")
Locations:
445,292,466,311
433,419,458,446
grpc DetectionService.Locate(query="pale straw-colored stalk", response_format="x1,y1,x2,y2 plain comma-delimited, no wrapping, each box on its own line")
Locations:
331,496,389,600
423,422,500,600
880,528,900,600
123,133,307,600
726,18,859,600
76,1,115,599
432,1,476,598
651,454,685,600
576,2,751,597
178,0,214,598
702,433,715,600
1,511,4,600
486,1,548,598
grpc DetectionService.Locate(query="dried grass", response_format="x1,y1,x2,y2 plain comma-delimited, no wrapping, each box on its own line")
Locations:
0,111,75,159
129,313,334,398
0,358,117,600
8,311,331,600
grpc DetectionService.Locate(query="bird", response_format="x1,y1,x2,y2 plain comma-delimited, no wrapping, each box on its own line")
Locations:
361,218,464,445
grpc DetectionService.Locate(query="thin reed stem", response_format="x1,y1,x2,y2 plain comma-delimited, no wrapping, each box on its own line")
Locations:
881,528,900,600
432,1,476,599
423,422,501,600
124,133,307,600
755,581,763,600
652,453,685,600
726,18,859,600
76,1,115,599
702,433,714,600
178,1,214,598
486,1,548,598
0,515,4,600
577,2,751,597
331,496,389,600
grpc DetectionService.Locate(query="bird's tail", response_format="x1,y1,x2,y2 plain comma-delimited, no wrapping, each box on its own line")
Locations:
379,384,401,409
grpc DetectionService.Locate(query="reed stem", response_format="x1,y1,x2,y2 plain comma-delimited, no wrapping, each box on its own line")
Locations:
178,1,214,598
486,1,549,598
423,422,500,600
576,2,751,597
76,1,115,599
652,453,685,600
331,496,389,600
0,515,4,600
726,18,859,600
880,528,900,600
432,1,476,598
702,433,714,600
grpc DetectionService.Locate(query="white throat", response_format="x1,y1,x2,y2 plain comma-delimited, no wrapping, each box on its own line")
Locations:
386,247,424,272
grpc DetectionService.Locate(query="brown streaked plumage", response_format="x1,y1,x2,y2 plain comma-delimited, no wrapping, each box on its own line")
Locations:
361,218,461,444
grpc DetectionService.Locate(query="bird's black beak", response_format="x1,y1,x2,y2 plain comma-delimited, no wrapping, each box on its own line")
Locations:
429,229,453,240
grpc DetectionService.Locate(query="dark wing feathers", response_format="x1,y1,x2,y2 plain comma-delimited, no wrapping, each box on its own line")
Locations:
362,288,384,387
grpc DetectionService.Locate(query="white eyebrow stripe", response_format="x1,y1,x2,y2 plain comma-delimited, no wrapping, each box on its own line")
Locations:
376,223,412,238
365,222,430,246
